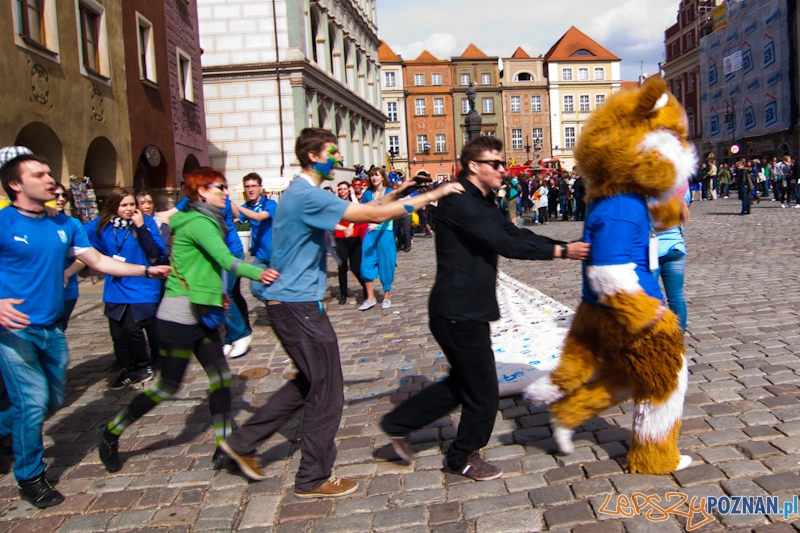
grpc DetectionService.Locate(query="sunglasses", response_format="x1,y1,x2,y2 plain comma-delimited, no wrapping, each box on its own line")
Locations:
208,183,228,191
54,192,67,198
475,160,506,170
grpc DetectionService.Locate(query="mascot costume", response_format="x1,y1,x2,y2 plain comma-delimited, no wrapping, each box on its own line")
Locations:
525,76,697,474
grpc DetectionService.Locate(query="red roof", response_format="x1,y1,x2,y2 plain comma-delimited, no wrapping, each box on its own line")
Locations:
545,26,621,62
458,43,488,58
378,41,401,63
510,47,531,59
411,50,441,62
621,81,639,91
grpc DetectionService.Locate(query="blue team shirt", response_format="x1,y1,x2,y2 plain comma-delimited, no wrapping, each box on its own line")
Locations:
0,209,91,327
240,196,277,261
264,177,349,302
582,194,663,307
63,217,84,301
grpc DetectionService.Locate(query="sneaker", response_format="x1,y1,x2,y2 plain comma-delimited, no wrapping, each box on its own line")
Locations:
294,476,358,499
782,204,788,208
381,299,392,310
794,205,800,209
97,426,121,473
218,440,267,481
338,295,347,305
228,334,252,359
447,451,502,481
18,472,64,508
359,299,376,311
724,196,729,198
223,344,233,357
772,198,777,201
390,436,413,462
137,366,154,383
109,372,133,390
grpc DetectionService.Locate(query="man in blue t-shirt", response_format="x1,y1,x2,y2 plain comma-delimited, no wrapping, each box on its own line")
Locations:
217,129,462,498
0,152,170,508
237,173,278,302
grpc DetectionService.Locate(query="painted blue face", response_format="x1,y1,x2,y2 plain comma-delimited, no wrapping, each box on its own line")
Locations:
315,146,339,180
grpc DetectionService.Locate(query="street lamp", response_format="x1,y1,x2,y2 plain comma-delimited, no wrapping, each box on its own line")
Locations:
524,136,532,161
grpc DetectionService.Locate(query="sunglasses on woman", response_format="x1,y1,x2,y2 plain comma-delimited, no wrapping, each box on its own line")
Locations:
54,192,67,198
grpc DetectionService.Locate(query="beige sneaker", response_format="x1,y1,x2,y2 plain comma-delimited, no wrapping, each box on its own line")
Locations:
218,441,267,481
294,476,358,499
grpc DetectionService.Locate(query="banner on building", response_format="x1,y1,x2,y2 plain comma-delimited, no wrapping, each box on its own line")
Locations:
700,0,791,143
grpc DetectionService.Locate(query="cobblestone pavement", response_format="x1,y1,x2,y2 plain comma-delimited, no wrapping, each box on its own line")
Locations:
3,197,800,533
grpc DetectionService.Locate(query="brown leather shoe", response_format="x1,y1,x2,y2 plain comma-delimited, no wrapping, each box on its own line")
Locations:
294,476,358,499
218,441,267,481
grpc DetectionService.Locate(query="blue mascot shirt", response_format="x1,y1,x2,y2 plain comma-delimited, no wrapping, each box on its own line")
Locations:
581,194,664,307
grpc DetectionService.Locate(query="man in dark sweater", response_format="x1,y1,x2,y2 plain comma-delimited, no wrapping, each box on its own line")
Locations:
380,137,589,481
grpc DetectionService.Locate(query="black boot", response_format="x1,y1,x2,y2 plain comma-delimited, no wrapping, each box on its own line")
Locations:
18,472,64,508
97,426,121,473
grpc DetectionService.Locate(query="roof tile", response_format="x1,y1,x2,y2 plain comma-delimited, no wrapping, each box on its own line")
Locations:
544,26,620,62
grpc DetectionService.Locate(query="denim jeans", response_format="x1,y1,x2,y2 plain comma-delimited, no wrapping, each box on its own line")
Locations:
249,258,270,303
559,196,568,220
0,326,69,481
653,248,687,332
740,185,751,214
224,252,251,344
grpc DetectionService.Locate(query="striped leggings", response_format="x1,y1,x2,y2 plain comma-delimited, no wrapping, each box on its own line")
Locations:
107,319,232,445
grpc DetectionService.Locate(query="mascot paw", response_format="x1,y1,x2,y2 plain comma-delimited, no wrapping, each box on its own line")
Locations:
675,455,693,471
552,422,575,455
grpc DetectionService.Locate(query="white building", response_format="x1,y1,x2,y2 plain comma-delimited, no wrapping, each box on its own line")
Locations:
198,0,386,192
378,41,409,177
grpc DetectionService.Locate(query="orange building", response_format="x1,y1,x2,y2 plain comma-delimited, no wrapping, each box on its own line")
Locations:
404,50,458,180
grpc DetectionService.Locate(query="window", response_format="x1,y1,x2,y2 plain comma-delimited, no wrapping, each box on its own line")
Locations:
481,73,491,85
463,131,469,145
417,135,428,153
532,128,543,143
79,6,99,72
563,95,574,112
435,134,446,153
137,14,156,83
674,79,681,99
433,98,444,115
461,73,470,86
482,98,494,113
688,111,695,138
578,68,589,81
686,31,694,48
595,94,605,107
16,0,44,44
565,127,576,148
511,129,523,150
414,73,424,86
462,99,470,114
515,72,533,82
415,98,426,115
177,48,193,101
562,68,572,81
688,73,695,92
594,67,604,80
531,95,541,112
386,102,397,121
510,95,521,113
483,131,495,137
432,73,442,86
579,95,590,112
389,136,400,154
384,71,396,88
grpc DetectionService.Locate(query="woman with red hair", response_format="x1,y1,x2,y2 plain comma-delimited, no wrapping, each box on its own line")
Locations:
98,168,279,472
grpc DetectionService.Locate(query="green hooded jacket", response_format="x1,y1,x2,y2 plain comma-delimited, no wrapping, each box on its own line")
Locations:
166,211,263,306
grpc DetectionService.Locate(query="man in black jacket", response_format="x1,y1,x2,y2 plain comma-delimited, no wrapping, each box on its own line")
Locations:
380,137,589,481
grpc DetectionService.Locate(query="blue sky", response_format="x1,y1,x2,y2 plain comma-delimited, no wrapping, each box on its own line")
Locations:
375,0,681,82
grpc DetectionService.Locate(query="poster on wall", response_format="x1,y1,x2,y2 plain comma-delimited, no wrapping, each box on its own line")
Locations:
699,0,791,144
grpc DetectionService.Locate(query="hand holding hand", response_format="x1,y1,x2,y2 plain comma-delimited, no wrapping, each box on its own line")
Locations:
222,293,232,311
565,241,591,260
148,265,171,279
344,225,354,238
259,268,280,285
0,299,30,329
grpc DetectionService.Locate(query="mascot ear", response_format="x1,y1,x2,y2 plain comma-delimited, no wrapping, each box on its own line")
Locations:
637,75,669,116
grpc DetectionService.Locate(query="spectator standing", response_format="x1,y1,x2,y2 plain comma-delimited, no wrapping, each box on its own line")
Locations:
558,173,569,221
736,158,754,215
718,164,732,198
547,177,559,219
333,181,366,304
536,179,549,224
573,174,587,221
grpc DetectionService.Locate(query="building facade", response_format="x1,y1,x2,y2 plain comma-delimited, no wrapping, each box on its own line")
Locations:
123,0,208,204
404,50,457,180
199,0,385,195
379,41,409,176
500,47,551,165
451,44,504,157
545,27,621,171
1,0,132,194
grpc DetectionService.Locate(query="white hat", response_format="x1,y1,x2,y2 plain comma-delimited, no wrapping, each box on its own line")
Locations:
0,146,33,169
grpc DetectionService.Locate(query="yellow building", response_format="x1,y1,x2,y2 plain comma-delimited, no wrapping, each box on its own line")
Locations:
545,27,622,171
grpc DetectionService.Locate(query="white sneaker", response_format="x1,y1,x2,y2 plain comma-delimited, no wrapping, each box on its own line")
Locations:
723,196,729,198
782,204,788,208
381,299,392,310
552,422,575,455
228,334,252,358
223,344,233,357
772,198,777,201
359,299,376,311
794,205,800,208
676,455,693,471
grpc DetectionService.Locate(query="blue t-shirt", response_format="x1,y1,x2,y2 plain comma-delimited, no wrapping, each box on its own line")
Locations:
582,194,663,307
241,196,278,261
264,177,349,302
0,209,91,327
63,217,84,301
84,216,165,304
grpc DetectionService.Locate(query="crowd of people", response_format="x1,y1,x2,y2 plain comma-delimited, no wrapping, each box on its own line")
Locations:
694,155,797,212
496,170,588,224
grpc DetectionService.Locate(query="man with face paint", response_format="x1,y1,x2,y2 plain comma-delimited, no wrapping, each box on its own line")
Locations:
216,128,465,498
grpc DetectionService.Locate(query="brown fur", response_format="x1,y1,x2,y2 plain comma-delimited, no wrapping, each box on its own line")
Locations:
626,423,682,474
649,197,682,232
550,372,630,429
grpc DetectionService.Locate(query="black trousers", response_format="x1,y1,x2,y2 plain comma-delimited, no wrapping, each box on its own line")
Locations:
108,307,152,377
397,215,412,251
226,302,343,492
575,197,586,221
381,317,498,471
335,236,365,298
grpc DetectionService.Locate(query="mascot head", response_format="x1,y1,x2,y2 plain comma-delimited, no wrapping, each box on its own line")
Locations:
575,75,698,203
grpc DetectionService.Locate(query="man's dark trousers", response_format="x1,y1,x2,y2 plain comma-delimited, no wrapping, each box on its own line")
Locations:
225,301,343,492
381,318,498,471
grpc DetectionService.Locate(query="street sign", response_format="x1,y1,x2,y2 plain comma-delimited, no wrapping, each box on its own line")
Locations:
730,144,740,154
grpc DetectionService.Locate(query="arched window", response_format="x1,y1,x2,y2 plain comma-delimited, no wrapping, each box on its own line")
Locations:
515,72,534,82
570,49,595,57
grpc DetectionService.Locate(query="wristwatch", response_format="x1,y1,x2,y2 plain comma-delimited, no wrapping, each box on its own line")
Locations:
560,244,568,259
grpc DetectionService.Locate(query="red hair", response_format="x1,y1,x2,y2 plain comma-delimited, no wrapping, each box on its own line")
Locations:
184,167,226,201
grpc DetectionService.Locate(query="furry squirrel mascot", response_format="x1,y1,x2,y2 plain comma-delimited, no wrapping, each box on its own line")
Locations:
525,75,697,474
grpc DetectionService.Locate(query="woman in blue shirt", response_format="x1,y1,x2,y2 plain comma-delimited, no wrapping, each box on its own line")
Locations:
55,184,84,330
359,168,397,310
84,188,165,389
